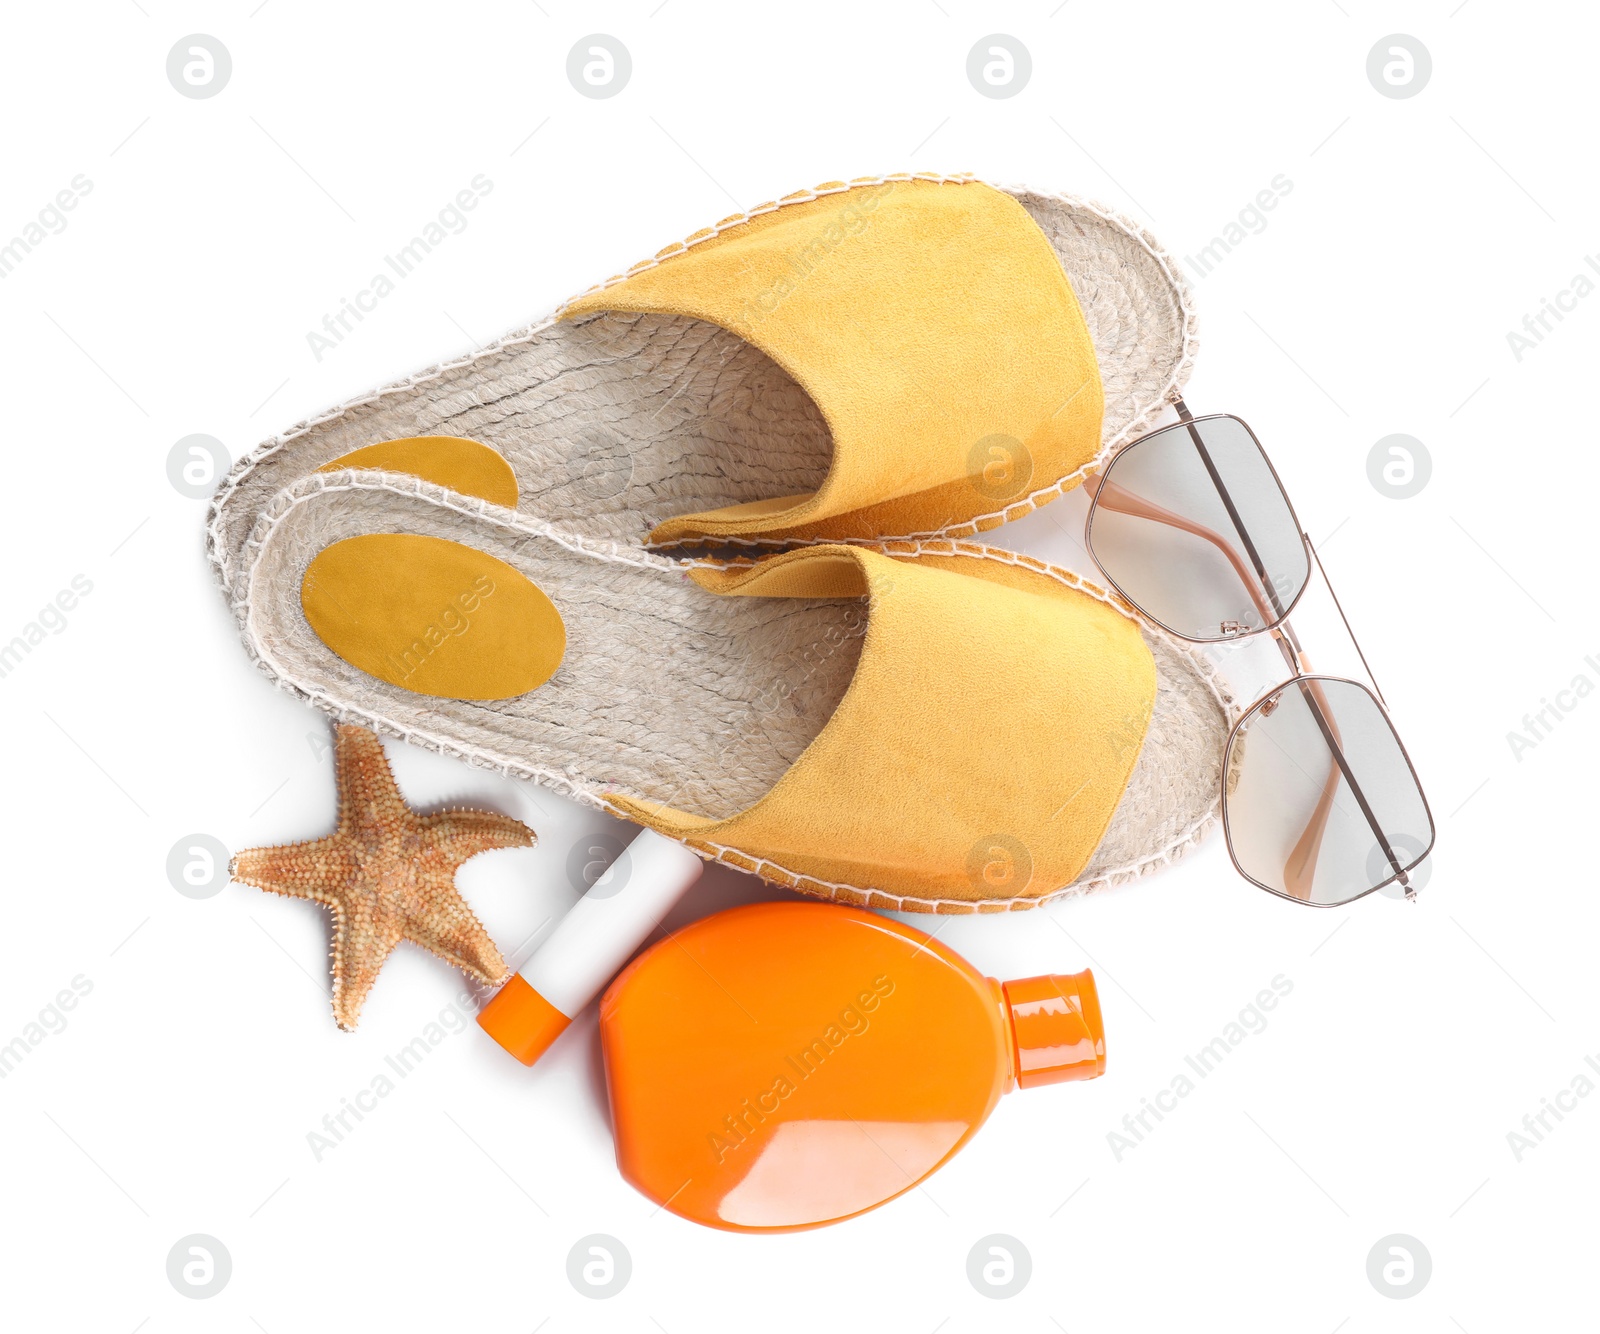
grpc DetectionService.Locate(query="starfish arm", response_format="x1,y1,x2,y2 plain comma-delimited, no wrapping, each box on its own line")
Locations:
232,837,360,904
334,723,411,837
401,893,509,987
423,809,536,861
329,895,405,1032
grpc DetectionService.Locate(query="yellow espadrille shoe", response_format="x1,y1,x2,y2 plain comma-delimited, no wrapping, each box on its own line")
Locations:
208,173,1195,592
232,469,1227,911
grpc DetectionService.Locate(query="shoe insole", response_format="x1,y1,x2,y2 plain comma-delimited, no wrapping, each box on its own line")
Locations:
302,533,564,700
316,436,518,507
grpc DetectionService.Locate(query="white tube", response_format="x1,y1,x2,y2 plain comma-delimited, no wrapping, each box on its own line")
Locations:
519,827,704,1018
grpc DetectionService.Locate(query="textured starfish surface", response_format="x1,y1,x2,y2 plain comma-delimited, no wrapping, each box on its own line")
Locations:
232,724,534,1030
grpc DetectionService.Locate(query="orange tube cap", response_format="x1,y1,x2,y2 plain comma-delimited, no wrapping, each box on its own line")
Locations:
477,973,571,1066
1002,970,1106,1088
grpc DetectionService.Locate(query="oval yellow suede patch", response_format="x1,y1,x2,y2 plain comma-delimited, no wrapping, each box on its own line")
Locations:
301,534,564,700
317,437,519,509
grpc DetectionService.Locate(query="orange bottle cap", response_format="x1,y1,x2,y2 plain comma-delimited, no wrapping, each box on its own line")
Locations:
1002,970,1106,1088
477,973,571,1066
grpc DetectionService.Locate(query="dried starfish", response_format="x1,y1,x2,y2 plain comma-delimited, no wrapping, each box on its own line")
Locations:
232,723,534,1030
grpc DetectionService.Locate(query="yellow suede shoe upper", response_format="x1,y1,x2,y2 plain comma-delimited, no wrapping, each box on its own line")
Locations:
561,178,1103,546
605,545,1154,903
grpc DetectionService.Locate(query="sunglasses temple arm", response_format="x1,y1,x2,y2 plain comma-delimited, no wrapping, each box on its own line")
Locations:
1283,740,1341,902
1095,397,1287,626
1303,537,1420,897
1084,472,1283,630
1179,405,1289,623
1305,534,1390,710
1284,671,1413,900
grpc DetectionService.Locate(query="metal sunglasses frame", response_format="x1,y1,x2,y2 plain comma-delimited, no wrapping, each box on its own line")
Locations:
1083,399,1436,906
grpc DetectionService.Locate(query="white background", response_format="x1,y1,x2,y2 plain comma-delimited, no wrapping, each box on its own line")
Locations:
1,2,1595,1330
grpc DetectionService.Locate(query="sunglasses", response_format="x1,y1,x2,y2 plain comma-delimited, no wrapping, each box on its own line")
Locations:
1083,401,1435,907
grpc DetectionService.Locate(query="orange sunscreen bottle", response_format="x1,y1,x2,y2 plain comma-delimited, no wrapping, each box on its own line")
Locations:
599,901,1105,1232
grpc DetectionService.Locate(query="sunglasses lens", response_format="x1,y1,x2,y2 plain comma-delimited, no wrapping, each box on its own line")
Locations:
1225,678,1432,905
1087,416,1311,640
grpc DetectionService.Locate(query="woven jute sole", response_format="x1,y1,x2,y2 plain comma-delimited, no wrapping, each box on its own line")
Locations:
207,174,1197,595
234,470,1233,913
